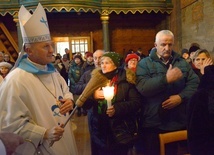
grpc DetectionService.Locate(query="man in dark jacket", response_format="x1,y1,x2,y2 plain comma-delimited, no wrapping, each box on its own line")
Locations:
75,49,104,95
135,30,199,155
75,49,105,155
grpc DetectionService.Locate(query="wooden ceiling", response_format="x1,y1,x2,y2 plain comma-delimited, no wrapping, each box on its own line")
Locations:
0,0,173,16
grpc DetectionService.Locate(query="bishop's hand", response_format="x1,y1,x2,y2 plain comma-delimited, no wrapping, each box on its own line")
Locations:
45,124,64,142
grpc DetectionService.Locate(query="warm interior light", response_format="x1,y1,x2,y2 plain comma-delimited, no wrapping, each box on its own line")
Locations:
102,85,114,108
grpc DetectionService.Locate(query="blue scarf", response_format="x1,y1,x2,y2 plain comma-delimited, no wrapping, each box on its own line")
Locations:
18,55,55,75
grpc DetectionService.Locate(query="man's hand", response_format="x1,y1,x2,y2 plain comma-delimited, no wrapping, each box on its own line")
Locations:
166,64,183,83
59,98,74,114
0,132,24,155
44,124,64,142
162,95,182,109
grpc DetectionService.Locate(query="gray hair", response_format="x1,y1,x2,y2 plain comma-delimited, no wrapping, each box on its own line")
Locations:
93,49,105,56
155,30,174,43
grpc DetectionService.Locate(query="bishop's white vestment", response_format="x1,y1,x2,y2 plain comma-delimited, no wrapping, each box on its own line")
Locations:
0,65,78,155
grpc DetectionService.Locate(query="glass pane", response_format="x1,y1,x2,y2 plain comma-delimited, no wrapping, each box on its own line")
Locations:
72,45,75,53
70,37,89,54
76,46,80,52
56,42,69,56
75,40,79,44
85,44,88,51
80,39,84,44
80,44,85,52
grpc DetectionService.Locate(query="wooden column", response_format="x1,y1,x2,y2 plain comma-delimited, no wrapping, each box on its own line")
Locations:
13,12,22,51
100,11,110,52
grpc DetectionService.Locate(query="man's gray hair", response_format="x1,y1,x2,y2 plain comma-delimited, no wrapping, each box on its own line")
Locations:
155,30,174,43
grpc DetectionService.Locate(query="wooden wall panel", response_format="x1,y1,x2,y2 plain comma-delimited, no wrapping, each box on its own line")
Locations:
0,11,168,57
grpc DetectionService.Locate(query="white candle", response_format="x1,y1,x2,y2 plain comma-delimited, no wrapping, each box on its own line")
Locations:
102,85,114,108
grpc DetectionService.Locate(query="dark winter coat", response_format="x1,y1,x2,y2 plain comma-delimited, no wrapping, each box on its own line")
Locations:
193,68,203,80
75,69,93,95
81,61,95,73
68,62,83,93
188,65,214,155
136,48,199,131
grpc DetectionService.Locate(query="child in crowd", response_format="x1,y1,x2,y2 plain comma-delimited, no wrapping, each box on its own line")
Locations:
0,62,12,83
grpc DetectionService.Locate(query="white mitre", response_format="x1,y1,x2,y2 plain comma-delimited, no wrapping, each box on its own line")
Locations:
11,3,51,70
18,3,51,43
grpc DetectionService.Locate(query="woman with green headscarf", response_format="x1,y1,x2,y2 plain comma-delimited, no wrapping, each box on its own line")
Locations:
82,52,143,155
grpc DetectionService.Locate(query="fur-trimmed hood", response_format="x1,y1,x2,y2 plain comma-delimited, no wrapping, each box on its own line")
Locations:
125,68,136,84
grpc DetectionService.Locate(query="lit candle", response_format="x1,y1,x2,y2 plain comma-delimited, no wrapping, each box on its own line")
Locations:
102,85,114,108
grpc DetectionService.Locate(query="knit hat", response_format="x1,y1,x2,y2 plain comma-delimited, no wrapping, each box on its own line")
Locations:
102,52,121,67
181,48,189,55
189,46,200,55
0,62,13,69
86,52,93,58
125,53,140,64
74,55,83,61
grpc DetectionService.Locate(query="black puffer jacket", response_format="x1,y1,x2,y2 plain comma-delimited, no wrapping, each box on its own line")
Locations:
84,68,143,150
188,65,214,155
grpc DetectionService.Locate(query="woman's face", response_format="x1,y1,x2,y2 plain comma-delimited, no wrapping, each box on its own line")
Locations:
87,56,93,63
193,53,209,69
128,58,138,69
74,58,81,65
101,57,117,74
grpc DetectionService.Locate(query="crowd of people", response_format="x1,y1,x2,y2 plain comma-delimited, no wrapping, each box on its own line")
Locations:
0,3,214,155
